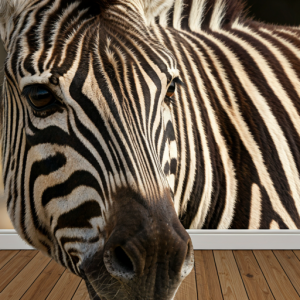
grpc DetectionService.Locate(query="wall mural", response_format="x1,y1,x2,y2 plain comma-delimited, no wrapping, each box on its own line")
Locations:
0,0,300,231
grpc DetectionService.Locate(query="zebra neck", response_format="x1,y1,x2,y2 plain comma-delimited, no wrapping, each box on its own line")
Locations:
154,9,300,230
151,22,238,229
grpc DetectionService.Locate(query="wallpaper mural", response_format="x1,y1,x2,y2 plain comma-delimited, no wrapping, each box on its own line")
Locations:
0,0,300,230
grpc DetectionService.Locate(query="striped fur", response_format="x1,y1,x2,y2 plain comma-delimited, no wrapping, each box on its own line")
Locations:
150,0,300,230
1,0,300,298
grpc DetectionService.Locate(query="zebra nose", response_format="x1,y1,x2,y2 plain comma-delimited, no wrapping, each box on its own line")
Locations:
181,239,194,277
103,226,193,282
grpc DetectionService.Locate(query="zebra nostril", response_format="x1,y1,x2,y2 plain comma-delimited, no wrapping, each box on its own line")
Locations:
113,246,134,273
104,246,135,280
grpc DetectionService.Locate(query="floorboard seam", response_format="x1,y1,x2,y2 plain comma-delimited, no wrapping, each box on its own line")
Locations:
0,251,20,271
19,258,53,300
193,261,199,300
272,250,300,298
44,269,68,300
212,251,225,300
252,251,276,300
293,250,300,263
71,279,84,300
0,251,39,294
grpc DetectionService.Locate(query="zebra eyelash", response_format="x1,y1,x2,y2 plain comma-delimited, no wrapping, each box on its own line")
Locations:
21,84,55,99
165,77,185,106
21,85,36,97
173,77,185,87
165,95,175,106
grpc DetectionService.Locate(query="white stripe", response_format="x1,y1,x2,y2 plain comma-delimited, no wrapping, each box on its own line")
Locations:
274,28,300,37
189,0,206,32
209,0,226,31
270,220,280,229
173,0,184,30
249,184,262,229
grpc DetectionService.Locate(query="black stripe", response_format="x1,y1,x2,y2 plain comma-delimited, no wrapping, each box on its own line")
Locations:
54,200,101,233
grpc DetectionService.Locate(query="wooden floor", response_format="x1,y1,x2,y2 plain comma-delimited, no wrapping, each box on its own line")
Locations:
0,250,300,299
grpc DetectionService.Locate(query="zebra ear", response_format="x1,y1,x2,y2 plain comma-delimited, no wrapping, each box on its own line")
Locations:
0,0,31,46
137,0,175,25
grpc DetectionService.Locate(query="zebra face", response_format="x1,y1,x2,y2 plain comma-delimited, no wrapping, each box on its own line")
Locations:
1,0,193,299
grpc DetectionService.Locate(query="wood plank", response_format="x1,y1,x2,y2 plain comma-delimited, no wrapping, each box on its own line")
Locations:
194,250,223,300
0,250,38,292
0,251,19,270
233,250,274,300
46,269,81,300
72,280,90,300
214,250,248,300
273,250,300,295
20,259,65,300
2,250,300,300
175,268,198,300
254,250,300,300
293,250,300,262
0,251,51,300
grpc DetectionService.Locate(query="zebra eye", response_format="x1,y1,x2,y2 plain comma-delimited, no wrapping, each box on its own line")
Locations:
23,85,55,110
166,78,184,99
166,81,176,98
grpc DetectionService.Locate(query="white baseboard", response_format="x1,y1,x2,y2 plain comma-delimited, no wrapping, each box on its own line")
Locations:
0,229,300,250
0,230,33,250
188,230,300,249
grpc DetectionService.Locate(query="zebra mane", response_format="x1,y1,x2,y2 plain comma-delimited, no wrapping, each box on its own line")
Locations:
0,0,34,20
192,0,246,29
153,0,247,30
0,0,247,29
0,0,247,46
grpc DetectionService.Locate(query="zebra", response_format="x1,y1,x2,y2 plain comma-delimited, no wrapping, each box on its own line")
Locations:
1,0,300,299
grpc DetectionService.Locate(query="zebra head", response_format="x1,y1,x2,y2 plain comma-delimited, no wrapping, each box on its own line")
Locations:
0,0,194,299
